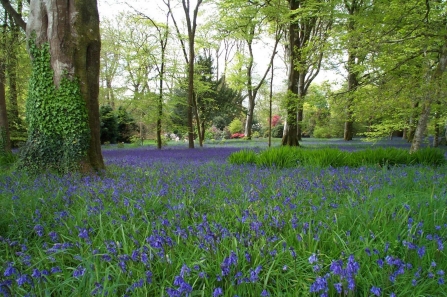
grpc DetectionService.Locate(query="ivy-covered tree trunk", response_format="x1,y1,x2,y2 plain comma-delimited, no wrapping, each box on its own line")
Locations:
20,0,104,172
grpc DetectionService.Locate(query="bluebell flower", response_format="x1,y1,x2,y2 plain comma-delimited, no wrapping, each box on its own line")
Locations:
50,266,62,274
17,274,32,288
261,289,270,296
308,253,318,264
213,287,223,297
166,288,180,297
3,263,18,277
334,282,342,294
249,266,262,283
370,286,381,296
180,264,191,277
310,275,327,293
34,224,44,237
73,266,86,278
347,277,356,291
329,260,343,275
145,270,153,283
245,251,251,263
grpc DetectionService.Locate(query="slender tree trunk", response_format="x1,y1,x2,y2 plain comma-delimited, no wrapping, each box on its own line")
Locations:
157,60,164,150
105,78,114,108
410,100,431,152
433,119,439,147
296,94,304,140
193,93,203,147
0,12,10,153
25,0,104,171
268,61,273,147
0,55,11,153
7,5,21,132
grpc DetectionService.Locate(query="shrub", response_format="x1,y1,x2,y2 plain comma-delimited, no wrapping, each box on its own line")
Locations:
222,127,232,139
271,124,284,138
252,131,261,138
227,149,257,165
230,133,245,139
228,118,243,134
206,126,222,140
312,126,332,138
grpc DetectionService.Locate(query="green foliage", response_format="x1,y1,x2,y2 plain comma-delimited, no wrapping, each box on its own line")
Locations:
116,106,137,143
100,105,118,144
0,128,18,169
312,125,333,138
271,124,283,138
228,146,446,168
227,149,258,165
212,116,226,130
228,118,243,134
18,41,90,173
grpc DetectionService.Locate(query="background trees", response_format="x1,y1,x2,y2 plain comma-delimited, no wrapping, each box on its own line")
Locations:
0,0,445,171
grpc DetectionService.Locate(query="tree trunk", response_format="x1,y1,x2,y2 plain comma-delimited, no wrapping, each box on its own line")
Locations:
433,119,439,147
0,55,11,153
193,93,203,147
7,4,21,134
0,12,11,153
282,1,300,147
411,33,447,153
297,102,303,141
23,0,104,172
410,100,431,153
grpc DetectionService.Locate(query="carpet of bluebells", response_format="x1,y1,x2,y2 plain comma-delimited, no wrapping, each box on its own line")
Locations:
0,143,446,296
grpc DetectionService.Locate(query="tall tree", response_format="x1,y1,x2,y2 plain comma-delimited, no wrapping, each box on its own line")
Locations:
282,0,333,146
0,7,10,153
218,0,284,139
341,0,366,141
0,0,105,172
164,0,204,147
99,18,122,109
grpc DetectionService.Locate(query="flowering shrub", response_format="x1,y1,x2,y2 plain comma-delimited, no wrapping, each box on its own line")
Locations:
230,133,245,139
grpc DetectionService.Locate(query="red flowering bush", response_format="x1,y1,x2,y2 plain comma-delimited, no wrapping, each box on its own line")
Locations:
230,133,245,139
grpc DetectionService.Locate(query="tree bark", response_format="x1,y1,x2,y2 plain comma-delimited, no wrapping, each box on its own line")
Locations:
0,11,11,153
282,0,300,147
25,0,104,171
6,1,22,138
0,53,11,153
410,29,447,153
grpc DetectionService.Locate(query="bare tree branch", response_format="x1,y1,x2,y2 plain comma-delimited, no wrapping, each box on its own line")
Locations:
0,0,26,31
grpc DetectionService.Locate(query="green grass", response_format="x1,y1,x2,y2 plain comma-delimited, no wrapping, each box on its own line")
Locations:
229,146,446,168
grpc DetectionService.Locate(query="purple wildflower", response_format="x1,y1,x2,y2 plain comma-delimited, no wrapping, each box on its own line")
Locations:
370,286,381,296
334,282,342,294
16,274,32,287
310,275,328,293
213,287,223,297
34,225,44,237
308,253,318,264
3,263,18,277
261,289,270,296
73,266,86,278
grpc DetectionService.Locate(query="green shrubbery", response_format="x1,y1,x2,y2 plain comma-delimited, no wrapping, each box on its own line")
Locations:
229,146,446,168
